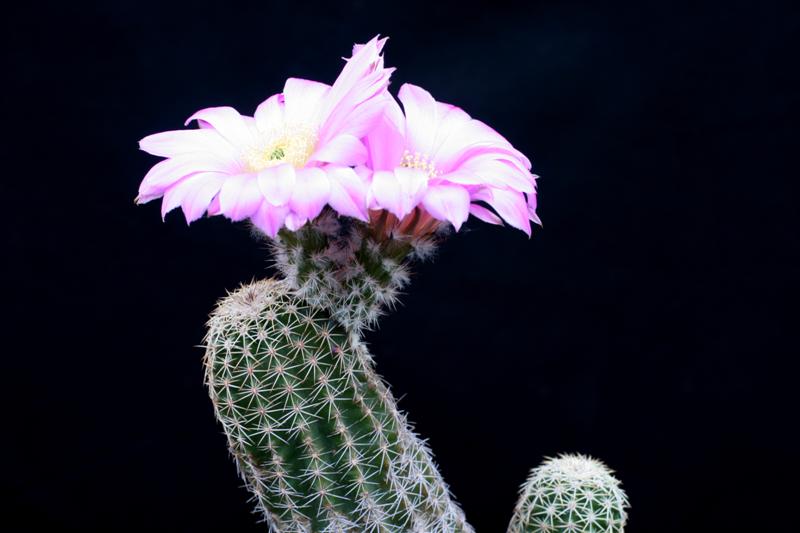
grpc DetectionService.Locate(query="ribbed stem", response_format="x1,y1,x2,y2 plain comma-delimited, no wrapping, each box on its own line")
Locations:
204,279,472,532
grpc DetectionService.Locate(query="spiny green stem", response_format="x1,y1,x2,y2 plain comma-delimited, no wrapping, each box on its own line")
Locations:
205,279,472,532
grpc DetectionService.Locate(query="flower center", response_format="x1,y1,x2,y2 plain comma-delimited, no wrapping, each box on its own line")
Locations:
400,150,441,179
243,125,318,172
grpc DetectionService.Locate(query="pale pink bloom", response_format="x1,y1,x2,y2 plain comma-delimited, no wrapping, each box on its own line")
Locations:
364,84,540,235
136,37,394,236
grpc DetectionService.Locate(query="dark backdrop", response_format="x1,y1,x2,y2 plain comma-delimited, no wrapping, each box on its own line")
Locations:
4,1,797,531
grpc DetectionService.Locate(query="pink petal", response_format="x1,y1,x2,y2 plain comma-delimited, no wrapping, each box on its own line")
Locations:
325,166,369,221
322,37,384,116
322,90,392,143
284,212,308,231
282,78,330,126
395,167,429,217
421,184,471,231
185,106,255,148
218,174,263,221
251,202,290,237
207,194,221,216
325,167,367,218
137,154,230,203
352,35,388,56
318,37,393,143
433,116,515,170
395,85,533,177
469,187,494,203
368,170,402,217
368,167,429,219
160,172,227,222
159,176,189,219
397,84,439,156
446,157,536,193
364,96,406,171
139,129,237,159
449,144,532,176
487,188,532,236
254,94,285,132
289,167,330,221
469,204,503,225
181,173,227,222
257,164,295,206
527,185,542,226
309,134,367,166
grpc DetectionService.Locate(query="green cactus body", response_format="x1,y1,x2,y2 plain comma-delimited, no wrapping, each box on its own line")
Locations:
204,278,471,532
507,454,629,533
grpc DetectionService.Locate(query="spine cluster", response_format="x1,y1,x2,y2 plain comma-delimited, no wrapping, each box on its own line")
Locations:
507,454,628,533
204,279,472,532
266,210,438,333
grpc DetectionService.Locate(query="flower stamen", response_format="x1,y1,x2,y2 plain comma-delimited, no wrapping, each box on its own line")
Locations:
243,125,318,172
400,150,441,179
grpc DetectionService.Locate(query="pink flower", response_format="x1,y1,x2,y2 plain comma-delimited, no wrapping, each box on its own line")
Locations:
136,36,394,236
364,84,540,235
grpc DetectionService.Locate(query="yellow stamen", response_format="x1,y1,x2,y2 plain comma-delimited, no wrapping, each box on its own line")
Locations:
243,124,318,172
400,150,441,178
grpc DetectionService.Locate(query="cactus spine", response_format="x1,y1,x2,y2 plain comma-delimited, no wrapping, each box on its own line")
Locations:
204,278,471,532
507,454,629,533
267,209,440,333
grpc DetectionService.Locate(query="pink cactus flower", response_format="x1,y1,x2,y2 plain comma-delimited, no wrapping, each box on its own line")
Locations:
136,36,394,236
364,84,540,235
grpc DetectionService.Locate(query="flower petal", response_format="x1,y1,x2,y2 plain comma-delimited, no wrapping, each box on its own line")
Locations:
207,194,222,216
159,172,227,222
527,184,542,226
318,36,394,143
284,212,308,231
469,203,503,225
137,154,230,203
368,170,402,217
251,202,290,237
433,116,515,170
289,167,330,221
257,164,296,206
398,84,439,156
283,78,330,126
444,157,535,193
139,129,237,159
364,96,405,171
254,94,285,132
310,134,367,166
421,184,471,231
219,174,263,221
325,166,369,221
181,173,226,222
185,106,255,148
486,188,532,236
395,167,429,218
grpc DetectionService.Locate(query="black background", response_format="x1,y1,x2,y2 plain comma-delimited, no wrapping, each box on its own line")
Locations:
4,1,798,531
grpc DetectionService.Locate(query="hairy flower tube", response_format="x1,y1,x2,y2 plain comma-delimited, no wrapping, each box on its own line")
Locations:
363,84,540,236
136,36,393,236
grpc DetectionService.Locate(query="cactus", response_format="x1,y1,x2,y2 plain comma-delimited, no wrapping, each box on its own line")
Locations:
137,34,631,533
507,454,629,533
204,278,472,532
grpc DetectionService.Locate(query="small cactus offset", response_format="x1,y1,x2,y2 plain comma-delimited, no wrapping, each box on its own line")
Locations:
204,278,472,532
507,454,629,533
